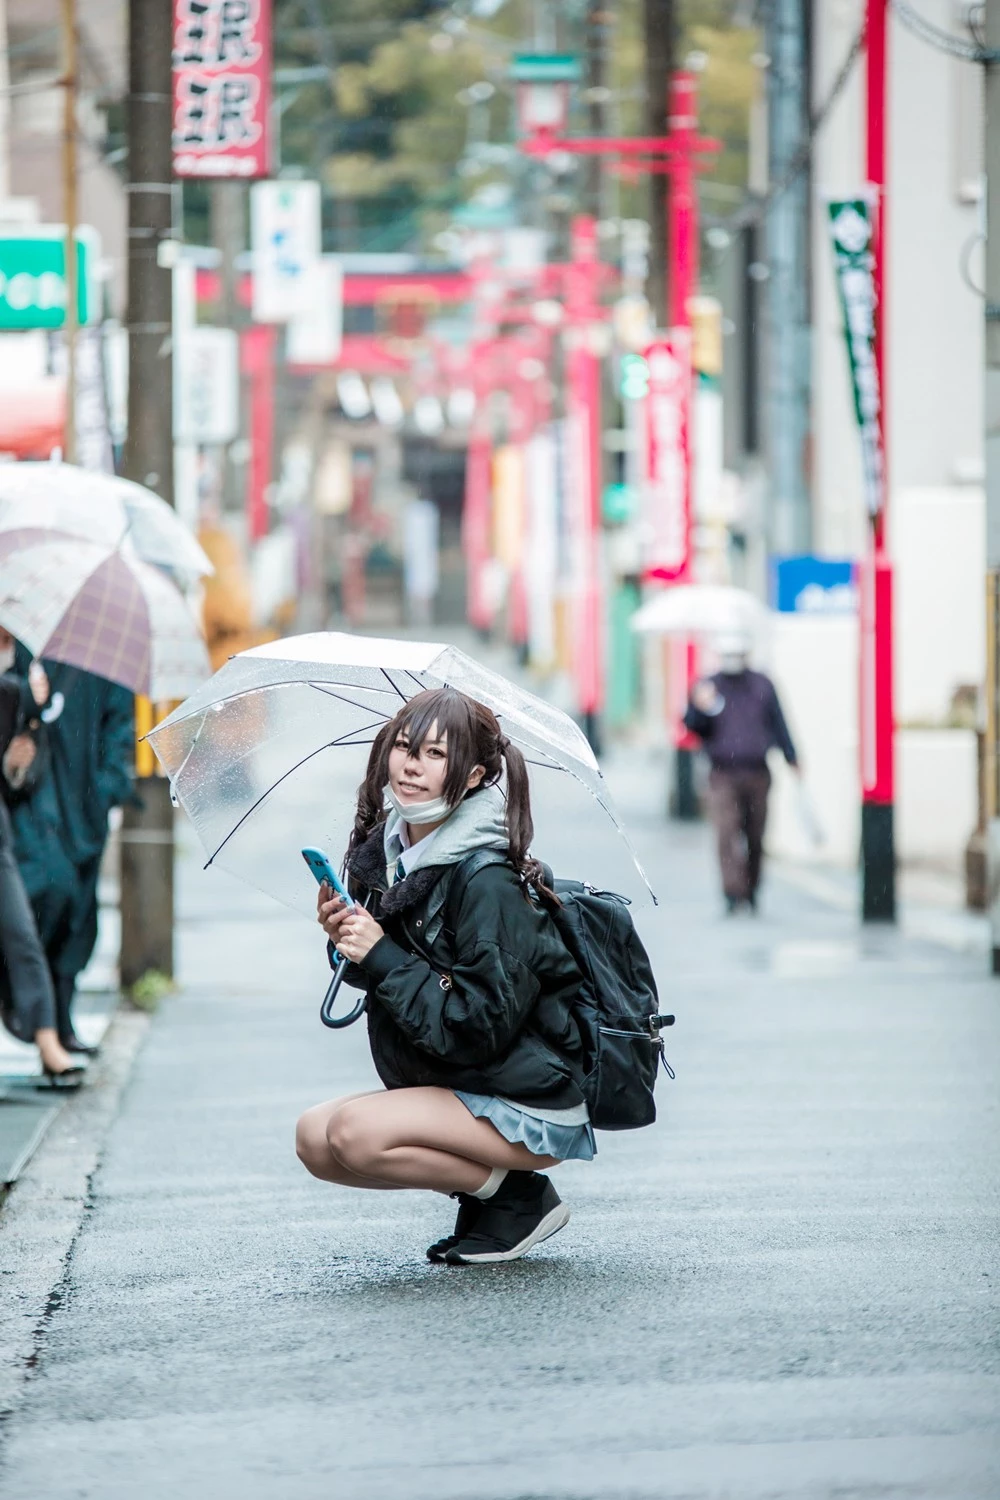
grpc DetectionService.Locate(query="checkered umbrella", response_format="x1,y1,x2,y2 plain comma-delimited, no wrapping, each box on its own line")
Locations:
148,632,655,919
0,461,213,581
0,533,209,700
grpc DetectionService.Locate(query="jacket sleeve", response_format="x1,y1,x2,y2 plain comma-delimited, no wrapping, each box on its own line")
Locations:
96,684,136,814
683,702,716,740
767,681,798,765
358,869,542,1067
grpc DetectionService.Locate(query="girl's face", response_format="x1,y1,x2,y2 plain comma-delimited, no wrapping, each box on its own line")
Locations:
387,718,486,806
388,720,450,805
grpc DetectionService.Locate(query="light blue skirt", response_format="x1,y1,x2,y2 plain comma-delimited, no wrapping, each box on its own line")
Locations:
455,1091,597,1161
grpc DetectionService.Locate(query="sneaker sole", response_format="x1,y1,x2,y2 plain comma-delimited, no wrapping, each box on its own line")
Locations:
445,1203,571,1265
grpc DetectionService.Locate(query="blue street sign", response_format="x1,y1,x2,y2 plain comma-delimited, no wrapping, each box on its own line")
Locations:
770,556,857,614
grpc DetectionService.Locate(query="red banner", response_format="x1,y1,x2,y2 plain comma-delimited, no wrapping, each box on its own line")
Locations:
173,0,272,179
643,334,691,582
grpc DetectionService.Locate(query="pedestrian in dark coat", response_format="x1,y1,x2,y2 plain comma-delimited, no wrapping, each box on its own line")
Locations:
296,686,589,1266
683,630,800,914
11,647,133,1052
0,633,84,1085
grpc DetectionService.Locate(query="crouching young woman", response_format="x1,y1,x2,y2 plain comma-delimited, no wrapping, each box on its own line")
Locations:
295,686,593,1266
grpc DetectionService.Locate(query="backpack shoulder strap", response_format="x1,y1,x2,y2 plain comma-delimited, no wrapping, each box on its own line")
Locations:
426,848,510,948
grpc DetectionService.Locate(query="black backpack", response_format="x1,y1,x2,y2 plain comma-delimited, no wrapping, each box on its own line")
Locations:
448,851,674,1131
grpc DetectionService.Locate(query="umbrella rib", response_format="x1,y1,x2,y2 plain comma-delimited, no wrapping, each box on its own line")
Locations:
203,717,389,868
306,684,395,719
379,668,408,702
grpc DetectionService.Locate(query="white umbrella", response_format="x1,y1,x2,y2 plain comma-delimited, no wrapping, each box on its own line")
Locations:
0,461,212,580
148,631,656,917
631,584,765,638
0,535,209,700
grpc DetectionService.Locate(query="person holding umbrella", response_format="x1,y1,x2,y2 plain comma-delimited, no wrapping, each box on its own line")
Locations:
0,633,83,1085
296,685,592,1266
683,630,800,915
10,645,133,1053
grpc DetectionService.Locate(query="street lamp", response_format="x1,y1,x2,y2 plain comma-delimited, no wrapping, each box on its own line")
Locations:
510,53,581,139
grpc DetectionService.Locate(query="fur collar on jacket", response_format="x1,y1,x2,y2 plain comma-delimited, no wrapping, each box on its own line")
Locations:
346,825,446,917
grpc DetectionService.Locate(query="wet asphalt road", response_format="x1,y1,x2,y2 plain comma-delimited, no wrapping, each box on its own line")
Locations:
1,753,998,1499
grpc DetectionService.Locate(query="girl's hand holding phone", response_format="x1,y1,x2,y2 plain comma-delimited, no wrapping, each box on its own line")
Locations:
317,884,352,943
316,886,384,960
332,905,384,963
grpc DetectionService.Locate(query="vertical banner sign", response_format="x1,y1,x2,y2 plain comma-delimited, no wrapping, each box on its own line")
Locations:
642,334,691,581
828,199,885,518
173,0,272,179
250,180,321,323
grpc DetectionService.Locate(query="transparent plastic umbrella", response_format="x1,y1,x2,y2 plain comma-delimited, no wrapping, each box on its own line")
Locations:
0,461,213,581
148,632,656,917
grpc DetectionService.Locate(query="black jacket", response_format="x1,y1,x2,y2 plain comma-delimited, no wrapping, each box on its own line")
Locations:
683,669,797,771
339,827,587,1109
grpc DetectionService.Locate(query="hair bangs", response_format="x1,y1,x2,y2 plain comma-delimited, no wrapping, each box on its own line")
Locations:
392,688,484,805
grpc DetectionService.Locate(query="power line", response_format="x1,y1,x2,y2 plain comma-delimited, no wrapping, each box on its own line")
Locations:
892,0,1000,62
722,20,865,232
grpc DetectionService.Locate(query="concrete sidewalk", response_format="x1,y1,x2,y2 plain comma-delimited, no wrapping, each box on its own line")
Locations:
0,766,998,1499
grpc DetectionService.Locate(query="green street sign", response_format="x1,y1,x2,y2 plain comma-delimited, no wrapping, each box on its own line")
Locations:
0,227,98,329
509,53,581,83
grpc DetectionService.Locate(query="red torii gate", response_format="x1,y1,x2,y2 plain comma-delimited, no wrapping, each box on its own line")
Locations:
521,70,720,791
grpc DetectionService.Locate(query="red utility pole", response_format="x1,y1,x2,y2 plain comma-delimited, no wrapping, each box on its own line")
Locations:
861,0,895,920
564,214,605,748
521,73,719,770
661,73,703,816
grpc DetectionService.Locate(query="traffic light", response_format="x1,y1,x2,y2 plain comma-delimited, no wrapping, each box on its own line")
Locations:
619,352,649,401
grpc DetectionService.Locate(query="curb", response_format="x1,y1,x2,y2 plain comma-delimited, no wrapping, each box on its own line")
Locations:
0,1006,150,1424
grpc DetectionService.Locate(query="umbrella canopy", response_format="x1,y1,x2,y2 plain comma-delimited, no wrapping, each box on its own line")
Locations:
631,583,765,638
0,534,209,699
0,461,213,580
148,632,655,917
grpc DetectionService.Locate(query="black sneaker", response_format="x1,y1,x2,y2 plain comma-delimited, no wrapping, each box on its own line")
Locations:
443,1172,569,1265
426,1192,482,1262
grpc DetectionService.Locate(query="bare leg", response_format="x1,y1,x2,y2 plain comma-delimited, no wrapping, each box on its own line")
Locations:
296,1093,396,1188
296,1087,558,1195
34,1027,75,1074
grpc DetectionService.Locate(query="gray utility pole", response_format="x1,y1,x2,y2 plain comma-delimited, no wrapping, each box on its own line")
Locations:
764,0,812,554
642,0,677,329
985,0,1000,971
119,0,175,990
584,3,611,221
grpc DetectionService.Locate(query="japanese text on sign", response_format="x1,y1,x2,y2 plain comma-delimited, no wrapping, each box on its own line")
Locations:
828,200,885,519
173,0,272,179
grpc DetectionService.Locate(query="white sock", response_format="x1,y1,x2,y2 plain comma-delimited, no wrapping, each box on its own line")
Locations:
472,1167,508,1200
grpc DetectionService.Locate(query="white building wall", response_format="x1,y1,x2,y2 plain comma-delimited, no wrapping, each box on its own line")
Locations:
811,0,983,549
794,1,984,874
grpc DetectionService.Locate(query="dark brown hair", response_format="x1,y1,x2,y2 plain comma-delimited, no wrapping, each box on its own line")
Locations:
349,686,556,902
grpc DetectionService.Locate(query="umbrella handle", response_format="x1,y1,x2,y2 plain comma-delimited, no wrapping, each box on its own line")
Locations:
319,886,372,1030
320,955,367,1029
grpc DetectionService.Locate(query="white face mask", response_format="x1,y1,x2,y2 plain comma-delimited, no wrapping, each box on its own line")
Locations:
384,784,455,826
718,653,748,675
0,644,14,674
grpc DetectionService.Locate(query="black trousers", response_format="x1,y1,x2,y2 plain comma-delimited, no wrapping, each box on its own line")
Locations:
0,799,55,1042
